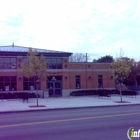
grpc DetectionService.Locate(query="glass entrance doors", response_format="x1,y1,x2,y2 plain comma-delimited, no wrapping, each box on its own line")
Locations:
47,76,62,97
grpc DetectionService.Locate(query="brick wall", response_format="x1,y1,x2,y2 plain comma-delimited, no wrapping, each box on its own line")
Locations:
0,56,115,94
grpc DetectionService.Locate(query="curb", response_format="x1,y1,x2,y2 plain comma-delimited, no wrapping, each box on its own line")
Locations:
1,103,140,114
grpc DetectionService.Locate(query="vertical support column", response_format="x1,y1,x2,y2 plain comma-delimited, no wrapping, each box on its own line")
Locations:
41,79,46,90
17,73,23,91
16,56,23,91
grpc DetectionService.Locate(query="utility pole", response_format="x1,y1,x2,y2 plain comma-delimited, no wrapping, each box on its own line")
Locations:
86,53,87,89
86,53,87,62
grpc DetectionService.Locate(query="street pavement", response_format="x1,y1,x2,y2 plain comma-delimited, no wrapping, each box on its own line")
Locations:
0,95,140,113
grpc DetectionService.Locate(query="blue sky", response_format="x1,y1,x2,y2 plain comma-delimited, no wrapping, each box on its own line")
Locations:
0,0,140,61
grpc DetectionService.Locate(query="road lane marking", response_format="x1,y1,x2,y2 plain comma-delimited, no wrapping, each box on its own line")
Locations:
1,112,140,128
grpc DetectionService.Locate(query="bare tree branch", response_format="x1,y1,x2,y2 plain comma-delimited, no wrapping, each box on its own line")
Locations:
69,53,91,62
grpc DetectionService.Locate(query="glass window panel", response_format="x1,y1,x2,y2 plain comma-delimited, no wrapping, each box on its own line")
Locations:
5,63,11,69
75,75,81,89
49,89,53,95
35,83,40,90
4,64,8,68
30,85,35,90
5,85,10,91
11,76,16,81
11,58,16,69
5,77,10,81
52,64,56,69
55,76,62,80
0,57,17,69
0,58,4,63
29,82,35,86
34,76,38,81
52,59,56,64
29,77,34,81
55,83,60,88
5,58,10,63
55,89,61,95
0,64,4,69
11,82,16,91
29,82,35,87
23,76,40,90
11,58,16,63
57,64,62,69
47,64,51,69
76,76,80,80
0,76,17,91
11,63,16,69
57,59,62,64
0,77,4,81
23,82,29,90
48,83,53,88
98,75,103,88
46,58,62,69
0,83,3,91
23,77,28,81
47,59,51,64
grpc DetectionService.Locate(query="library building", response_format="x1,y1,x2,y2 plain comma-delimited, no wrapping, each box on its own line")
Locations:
0,44,115,97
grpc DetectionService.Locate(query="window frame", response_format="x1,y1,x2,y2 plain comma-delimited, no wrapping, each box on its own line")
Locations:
75,75,81,89
46,58,62,69
0,57,17,69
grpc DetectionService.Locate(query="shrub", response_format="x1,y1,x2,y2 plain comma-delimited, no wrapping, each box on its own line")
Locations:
70,89,117,96
0,92,37,99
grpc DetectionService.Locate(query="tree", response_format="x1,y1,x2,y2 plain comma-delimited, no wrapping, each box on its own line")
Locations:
94,55,114,63
69,53,91,62
110,57,132,102
21,48,47,106
132,61,140,87
124,60,140,87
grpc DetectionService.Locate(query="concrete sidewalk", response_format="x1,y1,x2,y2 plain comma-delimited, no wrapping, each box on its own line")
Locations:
0,95,140,113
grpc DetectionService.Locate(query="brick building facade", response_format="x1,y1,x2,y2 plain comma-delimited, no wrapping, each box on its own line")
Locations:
0,44,115,97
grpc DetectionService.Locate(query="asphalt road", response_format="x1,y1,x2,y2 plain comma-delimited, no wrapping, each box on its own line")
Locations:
0,105,140,140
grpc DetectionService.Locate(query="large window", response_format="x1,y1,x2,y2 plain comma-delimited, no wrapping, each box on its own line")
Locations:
0,76,16,91
23,77,40,90
75,75,81,89
46,58,62,69
98,75,103,88
22,57,62,69
0,57,16,69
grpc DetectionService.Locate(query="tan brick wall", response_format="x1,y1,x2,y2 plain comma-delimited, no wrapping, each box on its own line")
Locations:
61,62,115,90
62,71,69,89
16,72,23,91
41,80,46,90
0,56,115,93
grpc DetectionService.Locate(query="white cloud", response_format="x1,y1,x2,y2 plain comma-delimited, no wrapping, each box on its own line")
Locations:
0,0,139,60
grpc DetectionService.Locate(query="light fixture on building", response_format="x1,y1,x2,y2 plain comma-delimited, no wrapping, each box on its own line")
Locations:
110,76,113,79
65,76,67,80
52,76,56,81
19,77,22,81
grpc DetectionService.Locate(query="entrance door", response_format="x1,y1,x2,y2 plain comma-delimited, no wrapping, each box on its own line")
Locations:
47,80,62,97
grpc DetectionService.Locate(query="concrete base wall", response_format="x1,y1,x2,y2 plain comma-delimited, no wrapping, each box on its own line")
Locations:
62,89,72,97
